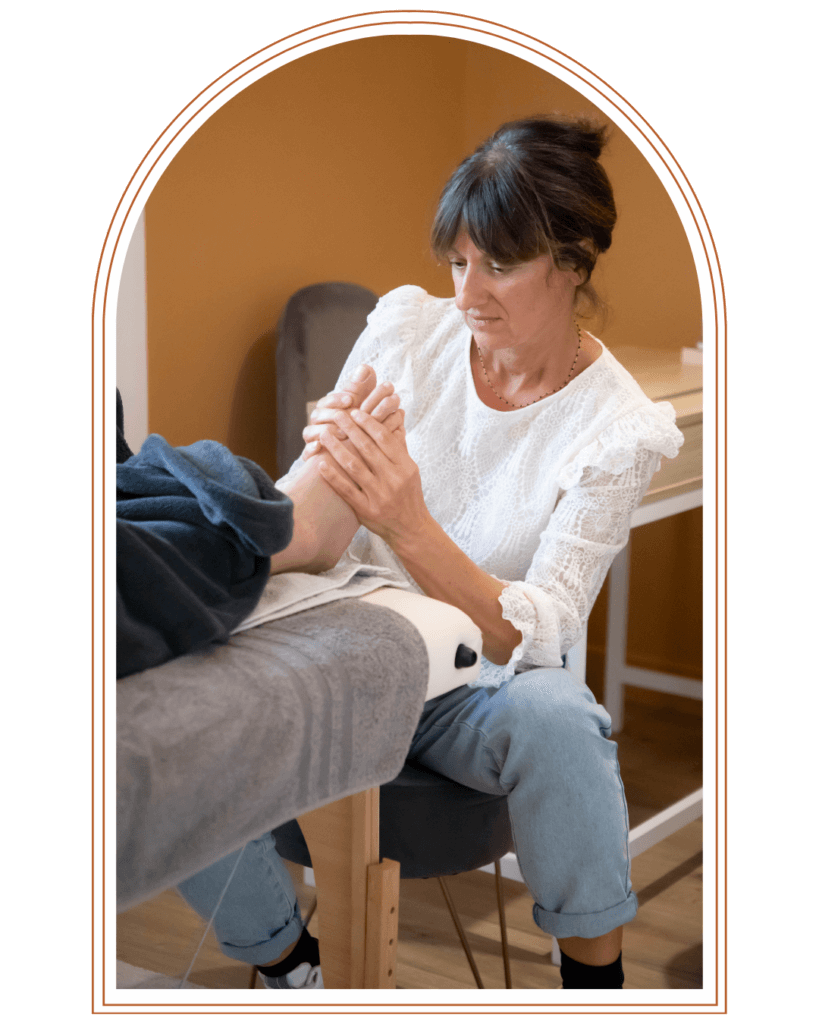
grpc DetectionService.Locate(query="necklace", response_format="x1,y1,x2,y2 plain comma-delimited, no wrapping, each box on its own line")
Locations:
476,319,584,409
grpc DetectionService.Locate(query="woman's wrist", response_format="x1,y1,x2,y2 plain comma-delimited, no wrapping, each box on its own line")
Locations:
383,508,440,561
387,516,522,665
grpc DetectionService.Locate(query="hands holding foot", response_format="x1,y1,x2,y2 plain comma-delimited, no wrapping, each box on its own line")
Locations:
301,365,405,460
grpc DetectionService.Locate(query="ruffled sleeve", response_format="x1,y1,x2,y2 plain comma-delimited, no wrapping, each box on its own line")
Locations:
556,401,682,490
497,403,684,673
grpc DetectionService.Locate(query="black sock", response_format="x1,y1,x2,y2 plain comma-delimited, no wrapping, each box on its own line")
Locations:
559,950,624,989
256,928,320,977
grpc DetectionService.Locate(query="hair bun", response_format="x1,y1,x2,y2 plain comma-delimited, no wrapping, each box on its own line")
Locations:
430,114,617,319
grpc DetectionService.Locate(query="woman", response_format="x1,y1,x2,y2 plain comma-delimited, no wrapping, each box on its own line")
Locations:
178,115,683,989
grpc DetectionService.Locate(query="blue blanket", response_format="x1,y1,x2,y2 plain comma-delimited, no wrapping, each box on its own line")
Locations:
116,411,293,678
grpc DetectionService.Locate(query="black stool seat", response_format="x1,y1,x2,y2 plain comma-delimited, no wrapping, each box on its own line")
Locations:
272,761,513,879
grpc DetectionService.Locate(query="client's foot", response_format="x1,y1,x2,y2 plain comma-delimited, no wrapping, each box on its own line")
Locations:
255,928,322,990
303,364,403,456
341,364,378,407
317,364,385,419
259,963,323,989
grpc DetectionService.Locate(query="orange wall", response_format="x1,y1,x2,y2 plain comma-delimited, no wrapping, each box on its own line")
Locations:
146,36,465,473
459,44,702,350
144,35,702,686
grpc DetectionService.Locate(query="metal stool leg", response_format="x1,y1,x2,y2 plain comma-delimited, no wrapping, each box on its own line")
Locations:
437,876,485,988
494,860,512,988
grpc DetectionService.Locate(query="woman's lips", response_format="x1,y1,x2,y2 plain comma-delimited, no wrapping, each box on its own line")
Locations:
468,314,500,328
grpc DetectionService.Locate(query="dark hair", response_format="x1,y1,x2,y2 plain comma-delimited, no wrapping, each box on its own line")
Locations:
430,116,616,315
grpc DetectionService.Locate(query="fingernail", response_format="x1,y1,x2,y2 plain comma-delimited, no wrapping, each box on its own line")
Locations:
352,365,368,382
340,394,351,406
351,409,363,421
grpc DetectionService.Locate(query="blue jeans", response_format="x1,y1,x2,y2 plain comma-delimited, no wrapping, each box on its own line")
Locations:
177,667,637,963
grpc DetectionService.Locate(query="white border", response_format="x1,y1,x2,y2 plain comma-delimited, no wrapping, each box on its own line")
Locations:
92,9,724,1015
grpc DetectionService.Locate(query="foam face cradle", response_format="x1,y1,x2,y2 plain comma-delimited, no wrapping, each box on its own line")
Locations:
360,588,483,699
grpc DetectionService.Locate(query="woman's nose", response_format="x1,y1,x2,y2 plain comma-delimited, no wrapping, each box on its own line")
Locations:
454,267,486,311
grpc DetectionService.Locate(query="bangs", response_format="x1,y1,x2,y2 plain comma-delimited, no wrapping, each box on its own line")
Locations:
431,167,548,265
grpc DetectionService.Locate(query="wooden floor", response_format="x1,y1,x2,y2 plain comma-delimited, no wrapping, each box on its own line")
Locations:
116,685,703,991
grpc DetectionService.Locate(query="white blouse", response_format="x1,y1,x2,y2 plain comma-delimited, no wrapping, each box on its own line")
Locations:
279,285,684,688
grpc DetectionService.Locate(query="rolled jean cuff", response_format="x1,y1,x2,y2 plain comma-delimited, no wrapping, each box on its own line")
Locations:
218,908,304,966
532,892,638,940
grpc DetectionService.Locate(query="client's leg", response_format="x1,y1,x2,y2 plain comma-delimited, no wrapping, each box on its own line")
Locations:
559,928,623,966
176,832,304,967
271,365,404,575
407,670,635,987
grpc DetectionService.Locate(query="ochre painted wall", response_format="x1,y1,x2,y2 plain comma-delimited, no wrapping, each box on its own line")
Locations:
146,36,464,472
459,44,702,350
144,35,703,690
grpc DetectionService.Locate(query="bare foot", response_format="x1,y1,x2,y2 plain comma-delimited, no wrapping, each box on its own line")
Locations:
302,364,403,458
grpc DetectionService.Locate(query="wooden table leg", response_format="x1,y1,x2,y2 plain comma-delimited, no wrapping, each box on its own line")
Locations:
364,859,400,987
297,788,399,988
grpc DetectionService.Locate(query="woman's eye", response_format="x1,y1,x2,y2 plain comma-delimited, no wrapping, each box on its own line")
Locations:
447,259,510,274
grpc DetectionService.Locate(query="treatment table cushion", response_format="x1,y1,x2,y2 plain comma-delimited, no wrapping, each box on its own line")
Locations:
117,598,430,910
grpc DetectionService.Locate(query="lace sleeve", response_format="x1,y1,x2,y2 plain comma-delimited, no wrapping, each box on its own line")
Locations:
497,407,683,672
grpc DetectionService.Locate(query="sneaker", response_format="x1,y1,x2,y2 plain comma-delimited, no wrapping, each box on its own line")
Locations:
259,962,323,989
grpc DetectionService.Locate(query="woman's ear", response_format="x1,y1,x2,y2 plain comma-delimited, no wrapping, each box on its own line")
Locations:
569,239,597,286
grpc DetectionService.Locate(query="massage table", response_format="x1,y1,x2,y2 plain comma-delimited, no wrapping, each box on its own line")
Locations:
117,586,482,985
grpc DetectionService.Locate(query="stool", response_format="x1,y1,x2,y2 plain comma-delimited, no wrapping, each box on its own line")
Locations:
272,760,514,987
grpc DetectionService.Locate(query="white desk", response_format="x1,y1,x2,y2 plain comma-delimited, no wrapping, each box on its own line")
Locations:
602,346,704,732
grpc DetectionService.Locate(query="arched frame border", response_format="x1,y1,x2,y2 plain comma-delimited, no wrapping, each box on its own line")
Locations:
94,9,726,1012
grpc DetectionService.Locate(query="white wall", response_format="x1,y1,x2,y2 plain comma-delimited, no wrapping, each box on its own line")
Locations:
116,209,148,451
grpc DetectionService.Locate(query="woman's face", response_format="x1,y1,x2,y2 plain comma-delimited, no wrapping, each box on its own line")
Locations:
447,232,580,356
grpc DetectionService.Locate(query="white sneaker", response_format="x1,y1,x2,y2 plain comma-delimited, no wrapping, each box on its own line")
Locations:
259,962,323,989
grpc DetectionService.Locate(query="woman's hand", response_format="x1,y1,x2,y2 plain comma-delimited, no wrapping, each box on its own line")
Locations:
316,408,432,547
317,408,522,663
301,365,404,460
